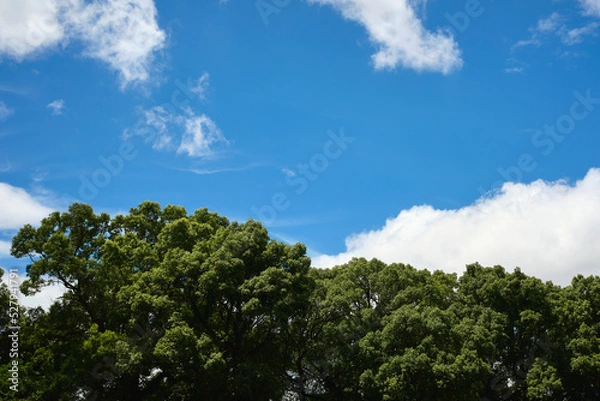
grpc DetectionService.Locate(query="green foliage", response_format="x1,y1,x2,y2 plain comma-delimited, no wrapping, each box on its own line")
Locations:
2,202,599,400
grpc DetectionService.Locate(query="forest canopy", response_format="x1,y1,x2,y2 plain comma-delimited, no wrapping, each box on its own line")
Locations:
1,202,599,400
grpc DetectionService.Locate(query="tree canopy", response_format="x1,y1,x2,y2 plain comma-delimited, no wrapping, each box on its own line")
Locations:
1,202,599,400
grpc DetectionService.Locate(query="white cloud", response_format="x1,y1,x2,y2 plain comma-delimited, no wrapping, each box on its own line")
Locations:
505,67,525,74
0,182,55,230
313,168,600,286
20,278,66,310
65,0,166,87
0,101,14,121
0,183,69,309
537,12,563,34
124,104,227,158
125,105,175,150
124,73,227,157
306,0,462,74
504,57,529,74
0,0,65,59
513,12,599,51
47,99,65,115
581,0,600,17
189,72,210,100
0,183,62,307
0,0,166,88
178,114,227,158
1,270,66,311
562,22,600,45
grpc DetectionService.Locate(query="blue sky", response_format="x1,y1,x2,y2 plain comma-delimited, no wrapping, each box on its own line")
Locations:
1,0,600,295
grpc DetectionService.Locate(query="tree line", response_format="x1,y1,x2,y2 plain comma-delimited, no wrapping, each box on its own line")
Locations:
1,202,599,400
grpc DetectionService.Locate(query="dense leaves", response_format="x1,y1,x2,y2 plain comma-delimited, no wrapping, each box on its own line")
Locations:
1,202,599,400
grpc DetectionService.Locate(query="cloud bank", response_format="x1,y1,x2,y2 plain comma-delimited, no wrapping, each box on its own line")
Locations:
313,168,600,286
0,0,165,88
0,184,65,308
307,0,463,74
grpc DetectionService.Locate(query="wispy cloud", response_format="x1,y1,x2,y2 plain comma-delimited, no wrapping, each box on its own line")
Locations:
0,0,166,89
306,0,463,74
505,67,525,74
0,101,13,121
174,163,261,175
189,72,210,100
125,72,227,158
178,114,227,158
504,58,529,74
313,168,600,287
0,84,28,96
124,106,228,159
512,12,599,51
562,21,600,45
47,99,65,115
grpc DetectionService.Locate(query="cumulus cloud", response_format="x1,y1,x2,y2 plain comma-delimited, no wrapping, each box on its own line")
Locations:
306,0,462,74
313,168,600,286
0,0,166,88
0,101,14,121
65,0,166,86
47,99,65,115
0,182,55,230
0,0,65,59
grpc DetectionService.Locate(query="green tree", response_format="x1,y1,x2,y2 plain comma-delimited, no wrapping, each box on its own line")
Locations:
8,202,313,401
4,201,600,401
